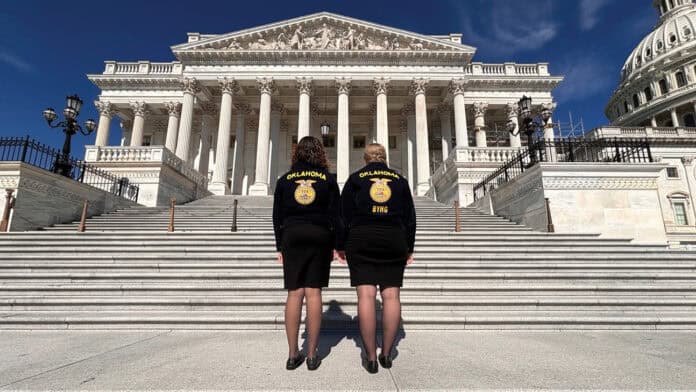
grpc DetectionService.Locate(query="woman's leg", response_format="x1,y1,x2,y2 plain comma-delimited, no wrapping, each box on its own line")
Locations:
285,288,305,358
380,287,401,358
304,287,323,358
356,285,378,361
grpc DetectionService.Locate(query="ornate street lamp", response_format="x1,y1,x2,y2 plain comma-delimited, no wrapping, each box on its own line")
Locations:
42,94,97,177
320,120,331,136
506,95,552,163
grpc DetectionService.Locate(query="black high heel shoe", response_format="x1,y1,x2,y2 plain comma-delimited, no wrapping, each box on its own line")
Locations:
286,353,305,370
363,359,379,374
378,354,392,369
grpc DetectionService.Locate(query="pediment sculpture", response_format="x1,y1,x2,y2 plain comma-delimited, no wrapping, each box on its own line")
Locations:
219,22,431,51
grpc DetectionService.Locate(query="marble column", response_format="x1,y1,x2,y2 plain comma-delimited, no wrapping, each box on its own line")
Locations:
399,120,408,177
297,77,313,140
198,104,217,178
268,103,284,187
402,103,416,192
232,104,249,194
671,108,681,126
438,103,453,160
373,77,390,163
411,78,431,196
129,102,149,147
249,77,274,196
505,103,521,148
472,102,488,148
449,79,469,148
336,77,351,186
164,102,181,153
175,78,199,161
210,78,238,195
94,101,113,147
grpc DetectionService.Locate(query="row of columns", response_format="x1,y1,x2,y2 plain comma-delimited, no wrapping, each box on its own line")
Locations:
91,76,554,196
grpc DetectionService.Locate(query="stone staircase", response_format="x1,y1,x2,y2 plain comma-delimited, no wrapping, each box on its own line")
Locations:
0,195,695,330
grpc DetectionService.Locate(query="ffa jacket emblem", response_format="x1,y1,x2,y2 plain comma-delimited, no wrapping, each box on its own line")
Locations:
369,178,393,203
294,180,317,205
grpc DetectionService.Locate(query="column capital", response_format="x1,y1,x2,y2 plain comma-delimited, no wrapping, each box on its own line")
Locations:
181,77,200,94
409,78,429,96
129,101,150,117
448,78,467,96
399,118,408,132
165,102,182,117
256,77,275,95
271,102,286,114
373,77,390,95
94,101,114,117
437,103,452,115
310,101,321,116
120,119,132,130
504,102,519,118
296,77,313,95
335,77,352,95
401,102,415,117
471,102,489,118
218,77,240,95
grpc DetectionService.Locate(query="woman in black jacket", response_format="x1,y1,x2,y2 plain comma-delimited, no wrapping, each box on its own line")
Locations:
273,136,340,371
336,143,416,374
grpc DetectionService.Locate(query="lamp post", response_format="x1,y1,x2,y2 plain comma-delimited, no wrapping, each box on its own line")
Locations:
506,96,552,163
42,95,97,177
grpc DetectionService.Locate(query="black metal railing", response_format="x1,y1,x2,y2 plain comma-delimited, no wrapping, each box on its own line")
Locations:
473,138,653,200
0,136,139,202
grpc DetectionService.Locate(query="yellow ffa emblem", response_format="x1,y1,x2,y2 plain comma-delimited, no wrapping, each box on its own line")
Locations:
294,180,317,205
369,178,392,203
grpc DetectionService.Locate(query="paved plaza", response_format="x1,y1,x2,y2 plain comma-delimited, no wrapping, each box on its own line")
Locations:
0,330,695,390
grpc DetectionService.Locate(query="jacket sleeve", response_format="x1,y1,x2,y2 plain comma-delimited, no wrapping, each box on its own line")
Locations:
337,176,356,251
402,181,416,253
272,180,284,251
327,177,342,250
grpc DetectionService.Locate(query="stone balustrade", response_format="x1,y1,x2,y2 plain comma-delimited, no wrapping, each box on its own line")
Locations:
103,61,183,75
464,62,550,77
590,126,696,139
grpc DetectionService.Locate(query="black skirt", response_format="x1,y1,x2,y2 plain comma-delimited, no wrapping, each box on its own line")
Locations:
346,225,409,288
280,223,333,290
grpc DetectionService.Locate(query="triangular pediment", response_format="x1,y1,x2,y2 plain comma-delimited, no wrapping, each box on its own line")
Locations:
172,12,476,54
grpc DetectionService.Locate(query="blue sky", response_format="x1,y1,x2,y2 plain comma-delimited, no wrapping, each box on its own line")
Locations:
1,0,657,155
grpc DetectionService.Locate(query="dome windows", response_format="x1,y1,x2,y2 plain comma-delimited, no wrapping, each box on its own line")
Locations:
633,94,641,108
676,71,687,87
646,47,652,58
624,101,630,112
657,40,664,49
659,78,669,94
644,86,654,102
670,33,678,44
685,26,692,37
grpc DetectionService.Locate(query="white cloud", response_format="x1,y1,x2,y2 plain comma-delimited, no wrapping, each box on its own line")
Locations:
553,54,614,104
449,0,558,56
579,0,611,31
0,50,34,73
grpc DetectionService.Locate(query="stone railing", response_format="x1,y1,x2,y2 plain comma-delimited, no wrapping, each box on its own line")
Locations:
464,62,550,77
103,61,183,76
84,145,208,190
589,126,696,139
454,146,523,163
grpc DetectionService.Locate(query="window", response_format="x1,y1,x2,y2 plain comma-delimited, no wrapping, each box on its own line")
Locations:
352,135,366,149
667,167,679,178
657,40,664,50
388,136,397,150
670,34,677,44
684,113,696,127
659,79,669,94
646,48,652,57
633,94,641,108
685,27,692,36
143,136,152,147
644,86,653,102
624,101,630,112
322,135,335,148
673,201,689,225
676,71,687,87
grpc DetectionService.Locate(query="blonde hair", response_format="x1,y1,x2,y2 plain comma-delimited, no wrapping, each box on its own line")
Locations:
364,143,387,164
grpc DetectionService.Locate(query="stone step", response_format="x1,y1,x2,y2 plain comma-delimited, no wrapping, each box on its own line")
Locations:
0,310,693,330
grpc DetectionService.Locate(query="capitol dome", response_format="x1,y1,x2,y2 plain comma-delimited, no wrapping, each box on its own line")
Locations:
606,0,696,127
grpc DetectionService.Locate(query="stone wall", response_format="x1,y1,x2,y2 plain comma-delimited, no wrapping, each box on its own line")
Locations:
0,162,139,232
483,163,670,243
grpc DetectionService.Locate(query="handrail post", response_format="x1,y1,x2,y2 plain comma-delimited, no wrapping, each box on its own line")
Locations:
168,198,176,233
78,200,89,233
0,189,16,232
545,197,555,233
454,200,461,233
20,136,30,162
231,199,238,232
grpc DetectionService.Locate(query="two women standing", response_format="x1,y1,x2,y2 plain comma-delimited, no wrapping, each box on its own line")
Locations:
273,137,416,374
